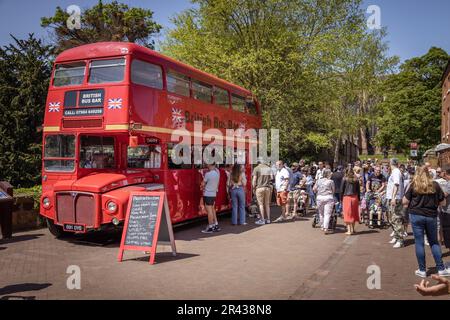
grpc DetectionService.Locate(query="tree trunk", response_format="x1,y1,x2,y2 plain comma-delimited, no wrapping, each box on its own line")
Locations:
360,127,368,155
333,135,341,167
358,90,368,155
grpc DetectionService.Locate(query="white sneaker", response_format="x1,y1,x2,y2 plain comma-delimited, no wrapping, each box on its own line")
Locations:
438,269,450,277
274,216,285,223
403,232,408,237
415,270,427,278
390,231,395,237
255,219,265,225
389,238,397,244
393,241,404,248
425,240,430,246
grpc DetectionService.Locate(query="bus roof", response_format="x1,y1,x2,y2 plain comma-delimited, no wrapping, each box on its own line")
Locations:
55,42,253,97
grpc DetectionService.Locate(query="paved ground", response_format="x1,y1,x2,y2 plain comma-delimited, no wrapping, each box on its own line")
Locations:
1,207,449,300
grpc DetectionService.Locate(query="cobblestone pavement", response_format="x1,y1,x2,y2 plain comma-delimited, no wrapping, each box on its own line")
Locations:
0,207,449,300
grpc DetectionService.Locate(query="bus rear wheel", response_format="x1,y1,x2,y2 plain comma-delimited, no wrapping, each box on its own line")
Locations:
46,218,68,238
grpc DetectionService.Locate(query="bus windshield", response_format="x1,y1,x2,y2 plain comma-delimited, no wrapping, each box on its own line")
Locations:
44,135,76,172
53,62,86,87
79,136,115,169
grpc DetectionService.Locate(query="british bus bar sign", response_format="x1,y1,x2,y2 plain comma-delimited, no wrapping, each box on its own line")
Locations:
63,89,105,116
79,89,104,106
118,191,177,265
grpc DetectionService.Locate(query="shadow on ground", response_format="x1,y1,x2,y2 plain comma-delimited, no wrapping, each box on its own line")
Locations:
65,230,123,248
0,283,52,299
123,252,200,264
0,295,36,300
0,233,44,245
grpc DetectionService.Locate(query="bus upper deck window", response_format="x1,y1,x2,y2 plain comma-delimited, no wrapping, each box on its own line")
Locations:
232,94,246,113
246,98,258,115
167,71,190,97
192,80,212,103
214,87,230,108
88,58,126,84
131,60,163,89
53,62,86,87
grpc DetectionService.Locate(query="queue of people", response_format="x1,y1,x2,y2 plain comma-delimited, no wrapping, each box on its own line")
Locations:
199,156,450,279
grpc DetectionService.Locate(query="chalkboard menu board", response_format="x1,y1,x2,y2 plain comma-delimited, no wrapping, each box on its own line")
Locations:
118,191,177,265
124,195,159,247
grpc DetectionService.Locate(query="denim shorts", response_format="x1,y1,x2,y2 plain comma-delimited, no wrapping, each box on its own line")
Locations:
203,196,216,206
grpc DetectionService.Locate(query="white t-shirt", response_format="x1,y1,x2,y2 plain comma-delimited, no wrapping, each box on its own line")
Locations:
275,168,290,192
204,169,220,197
315,169,324,181
436,178,450,213
386,167,404,200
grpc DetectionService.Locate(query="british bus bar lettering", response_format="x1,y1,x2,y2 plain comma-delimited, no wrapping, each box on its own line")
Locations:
79,89,104,106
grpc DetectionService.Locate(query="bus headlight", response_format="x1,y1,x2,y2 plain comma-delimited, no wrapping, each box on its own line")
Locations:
107,201,118,213
43,197,51,209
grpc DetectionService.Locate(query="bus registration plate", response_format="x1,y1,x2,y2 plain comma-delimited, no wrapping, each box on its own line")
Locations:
63,223,86,233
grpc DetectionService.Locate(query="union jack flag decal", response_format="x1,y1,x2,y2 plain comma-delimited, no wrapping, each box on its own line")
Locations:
48,102,60,112
172,107,185,128
108,98,122,110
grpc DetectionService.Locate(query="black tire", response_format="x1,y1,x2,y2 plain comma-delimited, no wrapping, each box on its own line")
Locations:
312,217,317,228
46,218,69,238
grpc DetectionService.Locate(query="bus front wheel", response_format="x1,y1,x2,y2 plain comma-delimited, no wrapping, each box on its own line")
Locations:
46,218,68,238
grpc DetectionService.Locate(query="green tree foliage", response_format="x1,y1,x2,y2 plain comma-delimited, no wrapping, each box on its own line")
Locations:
375,47,449,152
41,0,162,52
0,34,52,187
162,0,395,162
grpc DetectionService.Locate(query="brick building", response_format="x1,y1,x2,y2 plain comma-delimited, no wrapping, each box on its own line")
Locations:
438,61,450,168
441,61,450,143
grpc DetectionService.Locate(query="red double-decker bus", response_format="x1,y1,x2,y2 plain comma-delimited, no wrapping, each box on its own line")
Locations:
40,42,262,237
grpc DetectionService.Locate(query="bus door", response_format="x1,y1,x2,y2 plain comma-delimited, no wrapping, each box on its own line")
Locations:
166,143,198,222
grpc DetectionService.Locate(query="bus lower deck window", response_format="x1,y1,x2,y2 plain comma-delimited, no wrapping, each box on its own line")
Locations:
128,145,161,169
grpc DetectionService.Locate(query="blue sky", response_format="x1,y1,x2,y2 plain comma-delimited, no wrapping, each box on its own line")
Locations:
0,0,449,62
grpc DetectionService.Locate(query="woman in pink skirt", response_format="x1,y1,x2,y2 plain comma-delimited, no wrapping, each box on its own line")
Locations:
341,168,361,235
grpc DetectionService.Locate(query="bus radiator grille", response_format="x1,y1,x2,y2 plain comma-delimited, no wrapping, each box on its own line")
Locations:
56,192,95,227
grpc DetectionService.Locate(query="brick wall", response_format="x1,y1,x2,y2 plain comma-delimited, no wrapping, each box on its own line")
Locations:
12,195,45,232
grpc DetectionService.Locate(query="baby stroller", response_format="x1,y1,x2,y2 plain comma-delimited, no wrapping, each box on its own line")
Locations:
247,196,260,219
363,192,387,229
312,202,337,231
296,190,308,217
